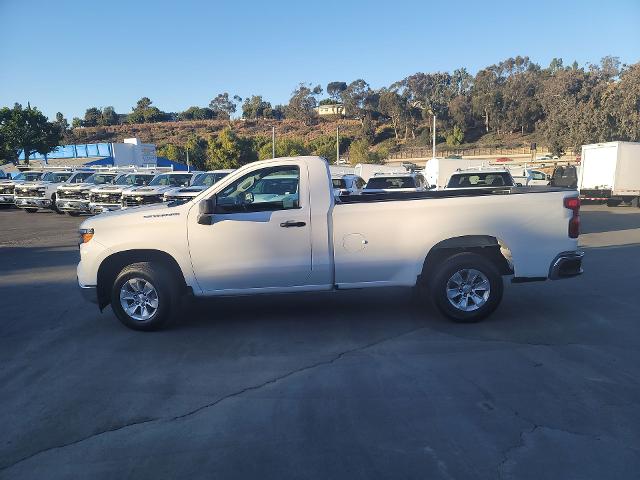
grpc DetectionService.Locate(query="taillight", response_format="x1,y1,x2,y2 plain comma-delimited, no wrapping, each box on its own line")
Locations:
564,196,580,238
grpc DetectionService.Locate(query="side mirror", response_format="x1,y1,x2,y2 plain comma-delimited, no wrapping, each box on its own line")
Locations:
198,197,216,225
244,192,254,204
546,174,551,181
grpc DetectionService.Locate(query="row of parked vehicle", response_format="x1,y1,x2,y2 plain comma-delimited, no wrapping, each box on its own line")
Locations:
0,168,234,215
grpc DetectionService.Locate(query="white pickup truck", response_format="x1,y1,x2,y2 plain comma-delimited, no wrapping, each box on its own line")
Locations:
77,156,583,331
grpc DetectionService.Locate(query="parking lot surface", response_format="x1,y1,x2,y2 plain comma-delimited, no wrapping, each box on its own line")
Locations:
1,205,639,479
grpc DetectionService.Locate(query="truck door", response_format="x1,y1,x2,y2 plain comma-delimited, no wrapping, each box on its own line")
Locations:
187,163,313,293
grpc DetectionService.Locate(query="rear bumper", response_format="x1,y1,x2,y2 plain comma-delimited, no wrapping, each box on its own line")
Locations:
15,197,51,208
549,251,584,280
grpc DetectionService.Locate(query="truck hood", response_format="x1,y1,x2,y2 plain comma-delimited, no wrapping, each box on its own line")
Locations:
82,202,185,225
165,186,205,195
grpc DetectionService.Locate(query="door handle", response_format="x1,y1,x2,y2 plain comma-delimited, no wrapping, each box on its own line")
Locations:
280,220,306,228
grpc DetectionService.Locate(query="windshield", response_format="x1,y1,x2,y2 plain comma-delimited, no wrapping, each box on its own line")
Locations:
68,172,94,183
332,178,347,189
366,176,416,189
14,172,44,181
115,174,153,186
41,172,73,183
149,174,191,187
84,173,117,185
192,172,230,187
447,172,513,188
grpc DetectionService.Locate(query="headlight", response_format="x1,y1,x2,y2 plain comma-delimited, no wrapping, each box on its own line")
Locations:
79,228,94,244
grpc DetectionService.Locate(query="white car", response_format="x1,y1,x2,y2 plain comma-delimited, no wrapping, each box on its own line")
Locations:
13,170,85,213
89,173,157,214
56,172,123,216
77,156,583,331
332,174,366,197
163,170,233,204
362,172,428,194
0,171,45,206
445,169,515,189
121,172,195,208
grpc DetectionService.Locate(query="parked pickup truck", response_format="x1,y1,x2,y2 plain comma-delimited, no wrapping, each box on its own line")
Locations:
14,171,88,214
77,156,583,331
56,172,121,216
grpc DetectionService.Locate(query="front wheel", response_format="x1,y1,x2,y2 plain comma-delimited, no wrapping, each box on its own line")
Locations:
427,252,504,322
111,262,179,331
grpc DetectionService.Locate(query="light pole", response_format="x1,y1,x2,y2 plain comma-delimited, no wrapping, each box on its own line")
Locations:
432,114,436,159
272,126,276,159
336,125,340,164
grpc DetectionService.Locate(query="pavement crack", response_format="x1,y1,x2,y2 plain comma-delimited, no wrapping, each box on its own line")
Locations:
0,417,158,472
1,324,426,473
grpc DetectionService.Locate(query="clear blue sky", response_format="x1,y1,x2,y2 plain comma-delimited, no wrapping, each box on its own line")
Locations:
1,0,638,120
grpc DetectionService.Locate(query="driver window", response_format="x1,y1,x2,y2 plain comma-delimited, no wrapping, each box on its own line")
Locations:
215,166,300,214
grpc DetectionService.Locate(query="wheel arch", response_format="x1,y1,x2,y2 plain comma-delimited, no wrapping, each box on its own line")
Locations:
419,235,513,285
96,249,189,310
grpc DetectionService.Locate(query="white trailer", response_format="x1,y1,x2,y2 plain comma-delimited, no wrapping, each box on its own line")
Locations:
354,164,407,182
578,142,640,206
423,158,490,189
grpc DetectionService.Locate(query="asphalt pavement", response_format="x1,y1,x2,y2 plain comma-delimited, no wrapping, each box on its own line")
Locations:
1,204,639,479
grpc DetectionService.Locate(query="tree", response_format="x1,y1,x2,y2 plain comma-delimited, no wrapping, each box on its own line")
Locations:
209,93,238,120
157,143,183,161
340,79,373,124
184,134,208,170
326,81,347,102
0,103,62,164
286,83,321,124
54,112,69,134
206,127,243,169
127,98,166,124
348,138,383,165
446,125,464,146
242,95,272,119
378,89,406,139
71,117,83,128
258,137,309,160
178,106,215,121
83,107,102,127
100,106,118,126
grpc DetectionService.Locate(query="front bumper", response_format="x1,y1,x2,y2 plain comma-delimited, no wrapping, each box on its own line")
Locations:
79,283,98,304
89,203,121,214
15,197,51,208
56,200,90,212
0,195,14,204
549,251,584,280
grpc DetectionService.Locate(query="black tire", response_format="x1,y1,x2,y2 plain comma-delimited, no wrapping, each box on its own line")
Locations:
427,252,503,323
25,208,38,213
606,199,622,207
51,194,64,214
111,262,179,331
68,212,80,217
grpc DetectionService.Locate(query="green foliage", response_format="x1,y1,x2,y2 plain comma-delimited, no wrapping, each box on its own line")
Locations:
209,93,238,120
242,95,272,119
54,112,69,134
286,84,321,124
185,135,208,170
0,103,62,164
128,98,166,124
327,81,347,101
348,138,383,165
178,106,215,121
157,143,183,162
83,107,101,127
446,125,464,146
206,127,256,169
258,137,309,160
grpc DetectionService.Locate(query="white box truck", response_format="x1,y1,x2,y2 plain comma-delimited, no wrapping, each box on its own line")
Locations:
578,142,640,206
423,158,490,189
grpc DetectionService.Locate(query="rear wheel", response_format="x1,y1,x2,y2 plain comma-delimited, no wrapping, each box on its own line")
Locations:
606,199,622,207
427,252,504,322
25,208,38,213
111,262,178,331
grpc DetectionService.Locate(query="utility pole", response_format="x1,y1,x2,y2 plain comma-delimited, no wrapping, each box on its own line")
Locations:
272,126,276,159
186,148,190,171
432,114,436,159
336,125,340,164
